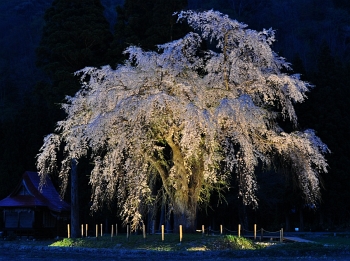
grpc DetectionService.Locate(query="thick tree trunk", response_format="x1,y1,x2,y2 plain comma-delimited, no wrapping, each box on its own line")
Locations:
70,159,80,238
173,197,198,232
153,130,203,233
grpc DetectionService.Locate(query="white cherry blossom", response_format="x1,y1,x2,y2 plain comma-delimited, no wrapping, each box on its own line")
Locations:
37,10,328,231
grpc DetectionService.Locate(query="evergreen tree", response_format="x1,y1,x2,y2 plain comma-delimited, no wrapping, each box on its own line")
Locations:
296,43,350,229
0,0,54,198
36,0,113,107
109,0,189,65
34,0,113,237
33,0,114,177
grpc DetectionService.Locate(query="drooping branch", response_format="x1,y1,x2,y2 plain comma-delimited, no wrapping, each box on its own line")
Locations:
36,10,329,232
145,154,171,197
223,31,230,91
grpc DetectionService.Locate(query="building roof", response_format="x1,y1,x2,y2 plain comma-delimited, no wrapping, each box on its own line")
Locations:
0,171,70,212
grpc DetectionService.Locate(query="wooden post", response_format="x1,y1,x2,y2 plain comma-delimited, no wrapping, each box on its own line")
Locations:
70,159,79,238
143,224,146,239
116,224,118,236
127,224,130,240
202,225,205,235
220,225,223,235
179,225,183,243
100,224,103,237
238,224,241,237
81,224,84,237
96,224,98,238
85,224,88,237
111,224,114,238
280,228,283,243
260,228,263,242
67,224,70,238
254,224,257,240
161,225,164,241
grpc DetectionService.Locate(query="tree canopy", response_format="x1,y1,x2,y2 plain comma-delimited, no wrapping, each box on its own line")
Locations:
37,10,329,231
109,0,188,65
36,0,113,104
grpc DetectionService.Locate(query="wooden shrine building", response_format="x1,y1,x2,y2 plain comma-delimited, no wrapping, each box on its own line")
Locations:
0,171,70,238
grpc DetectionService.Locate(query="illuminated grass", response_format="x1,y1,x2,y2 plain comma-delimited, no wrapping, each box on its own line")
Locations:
3,233,349,259
49,234,266,251
210,235,263,250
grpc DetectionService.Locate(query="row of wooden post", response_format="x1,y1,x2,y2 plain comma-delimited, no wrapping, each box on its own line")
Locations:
238,224,283,242
66,223,154,240
67,223,283,243
67,223,118,238
67,223,182,242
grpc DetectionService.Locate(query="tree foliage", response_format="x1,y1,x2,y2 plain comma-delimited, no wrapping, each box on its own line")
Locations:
36,0,113,104
0,0,54,198
36,10,329,231
109,0,188,65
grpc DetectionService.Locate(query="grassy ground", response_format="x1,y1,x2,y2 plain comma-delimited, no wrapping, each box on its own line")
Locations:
2,232,350,259
50,233,263,251
46,232,350,258
304,232,350,246
259,233,350,258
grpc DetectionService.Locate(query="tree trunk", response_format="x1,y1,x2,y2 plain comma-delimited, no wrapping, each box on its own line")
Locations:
155,131,202,233
158,203,165,232
70,159,80,238
173,199,198,233
285,213,290,232
299,208,304,232
238,202,249,230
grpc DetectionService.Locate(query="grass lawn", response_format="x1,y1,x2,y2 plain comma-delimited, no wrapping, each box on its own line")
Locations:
299,232,350,247
50,233,263,251
2,232,350,258
47,232,350,258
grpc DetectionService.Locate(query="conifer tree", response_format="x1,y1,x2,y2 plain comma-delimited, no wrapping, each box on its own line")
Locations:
36,0,113,106
109,0,189,65
35,0,113,238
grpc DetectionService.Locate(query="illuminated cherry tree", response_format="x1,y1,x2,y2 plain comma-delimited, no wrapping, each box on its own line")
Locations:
37,10,329,231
